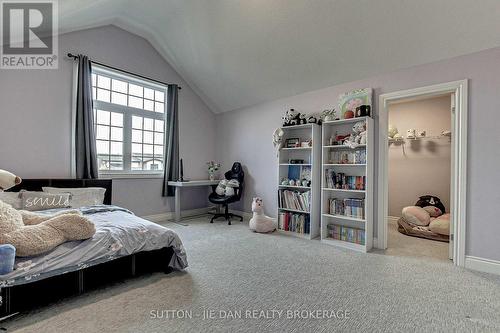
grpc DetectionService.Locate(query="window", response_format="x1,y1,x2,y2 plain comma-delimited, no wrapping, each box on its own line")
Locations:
91,65,167,174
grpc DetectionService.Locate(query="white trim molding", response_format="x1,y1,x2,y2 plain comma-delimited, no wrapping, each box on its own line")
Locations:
142,207,212,223
465,256,500,275
377,80,468,267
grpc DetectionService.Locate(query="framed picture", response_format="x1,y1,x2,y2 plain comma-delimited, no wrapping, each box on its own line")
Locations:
285,138,300,148
338,88,372,119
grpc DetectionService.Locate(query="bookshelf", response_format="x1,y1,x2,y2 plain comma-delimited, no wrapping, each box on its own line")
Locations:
320,116,374,252
277,123,321,239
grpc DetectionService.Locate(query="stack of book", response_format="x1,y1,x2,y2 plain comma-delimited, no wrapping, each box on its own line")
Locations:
325,170,366,190
326,224,365,245
328,198,365,219
329,150,366,164
278,212,310,234
279,189,311,212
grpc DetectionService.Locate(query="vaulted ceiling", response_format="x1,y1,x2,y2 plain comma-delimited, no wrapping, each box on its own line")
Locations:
60,0,500,113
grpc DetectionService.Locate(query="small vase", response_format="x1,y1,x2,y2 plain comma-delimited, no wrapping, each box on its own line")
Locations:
209,173,215,181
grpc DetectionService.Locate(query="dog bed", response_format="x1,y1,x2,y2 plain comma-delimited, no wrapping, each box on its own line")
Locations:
397,217,449,242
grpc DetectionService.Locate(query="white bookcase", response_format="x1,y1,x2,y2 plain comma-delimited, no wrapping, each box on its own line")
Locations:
320,117,374,252
277,123,321,239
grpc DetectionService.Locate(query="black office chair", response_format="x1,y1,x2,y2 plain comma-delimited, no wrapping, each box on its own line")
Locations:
209,162,244,225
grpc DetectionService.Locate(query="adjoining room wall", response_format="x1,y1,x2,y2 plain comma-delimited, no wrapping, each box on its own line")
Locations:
0,25,216,216
388,95,451,217
215,46,500,261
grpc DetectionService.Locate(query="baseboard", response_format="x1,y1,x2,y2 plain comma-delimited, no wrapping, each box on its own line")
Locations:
142,207,212,223
229,209,252,220
387,215,400,225
465,256,500,275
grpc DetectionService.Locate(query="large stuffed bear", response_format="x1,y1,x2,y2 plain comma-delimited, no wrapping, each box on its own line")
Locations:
0,169,96,257
249,197,276,233
0,200,96,257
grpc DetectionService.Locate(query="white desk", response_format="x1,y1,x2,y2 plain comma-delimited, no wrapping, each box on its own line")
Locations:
168,180,220,222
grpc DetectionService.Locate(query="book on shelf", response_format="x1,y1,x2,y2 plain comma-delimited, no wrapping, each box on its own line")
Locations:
324,169,366,190
279,189,311,212
278,212,310,234
328,150,366,164
287,165,311,180
328,198,365,219
326,224,365,245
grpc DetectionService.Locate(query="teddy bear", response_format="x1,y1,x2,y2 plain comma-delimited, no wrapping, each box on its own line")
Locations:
249,197,276,233
0,170,96,257
0,200,96,257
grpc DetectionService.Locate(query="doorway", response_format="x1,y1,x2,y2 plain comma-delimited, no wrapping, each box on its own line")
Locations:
378,80,468,266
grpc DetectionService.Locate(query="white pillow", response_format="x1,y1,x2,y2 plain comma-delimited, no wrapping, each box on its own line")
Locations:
42,187,106,208
0,192,22,209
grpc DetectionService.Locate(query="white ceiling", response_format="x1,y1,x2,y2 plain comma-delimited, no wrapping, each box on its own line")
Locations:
59,0,500,113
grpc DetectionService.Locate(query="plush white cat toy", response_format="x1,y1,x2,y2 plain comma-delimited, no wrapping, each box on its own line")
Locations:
249,197,276,233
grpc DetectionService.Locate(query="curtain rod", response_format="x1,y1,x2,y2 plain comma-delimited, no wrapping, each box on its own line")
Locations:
67,53,181,90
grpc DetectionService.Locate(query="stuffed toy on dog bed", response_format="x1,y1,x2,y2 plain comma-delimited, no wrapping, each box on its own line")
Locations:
397,195,450,242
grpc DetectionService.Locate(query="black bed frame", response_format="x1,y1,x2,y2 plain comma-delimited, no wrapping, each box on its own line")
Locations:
1,179,175,319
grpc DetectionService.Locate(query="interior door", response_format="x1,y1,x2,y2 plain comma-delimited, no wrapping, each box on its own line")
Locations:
449,93,455,261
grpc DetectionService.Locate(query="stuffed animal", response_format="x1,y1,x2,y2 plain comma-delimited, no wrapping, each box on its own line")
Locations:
415,195,446,214
249,197,276,233
215,179,228,196
282,109,301,126
321,109,337,122
352,121,367,145
225,179,239,197
0,172,96,257
0,169,21,191
388,125,399,139
343,121,366,148
0,200,96,257
272,127,284,153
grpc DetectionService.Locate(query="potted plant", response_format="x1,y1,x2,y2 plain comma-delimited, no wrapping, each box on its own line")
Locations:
206,161,221,181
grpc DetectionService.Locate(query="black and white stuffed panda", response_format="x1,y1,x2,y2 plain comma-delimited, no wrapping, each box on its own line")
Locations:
415,195,446,214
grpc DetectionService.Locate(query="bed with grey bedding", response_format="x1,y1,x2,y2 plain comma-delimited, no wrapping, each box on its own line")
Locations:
0,205,188,288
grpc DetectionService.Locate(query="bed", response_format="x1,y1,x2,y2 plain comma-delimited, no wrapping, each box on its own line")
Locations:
0,179,188,318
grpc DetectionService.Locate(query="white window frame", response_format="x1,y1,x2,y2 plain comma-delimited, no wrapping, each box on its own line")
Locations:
91,65,167,179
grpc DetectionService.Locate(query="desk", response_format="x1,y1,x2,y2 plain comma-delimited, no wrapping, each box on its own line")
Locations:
168,180,220,222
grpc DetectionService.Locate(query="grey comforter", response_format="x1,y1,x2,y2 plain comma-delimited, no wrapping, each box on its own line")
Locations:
0,205,188,287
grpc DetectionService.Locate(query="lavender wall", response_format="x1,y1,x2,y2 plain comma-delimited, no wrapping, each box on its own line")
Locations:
215,47,500,261
0,25,216,216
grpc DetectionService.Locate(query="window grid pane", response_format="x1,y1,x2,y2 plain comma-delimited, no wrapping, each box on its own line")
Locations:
92,69,166,172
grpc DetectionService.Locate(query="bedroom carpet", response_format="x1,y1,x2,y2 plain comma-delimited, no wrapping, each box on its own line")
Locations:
3,217,500,333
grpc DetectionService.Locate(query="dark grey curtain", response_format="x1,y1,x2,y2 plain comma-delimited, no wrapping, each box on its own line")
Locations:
162,84,180,197
75,54,98,179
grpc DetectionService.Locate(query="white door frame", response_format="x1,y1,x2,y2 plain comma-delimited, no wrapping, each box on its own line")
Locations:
377,80,468,267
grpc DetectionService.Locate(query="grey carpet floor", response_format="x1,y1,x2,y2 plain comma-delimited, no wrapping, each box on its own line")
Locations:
4,217,500,333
